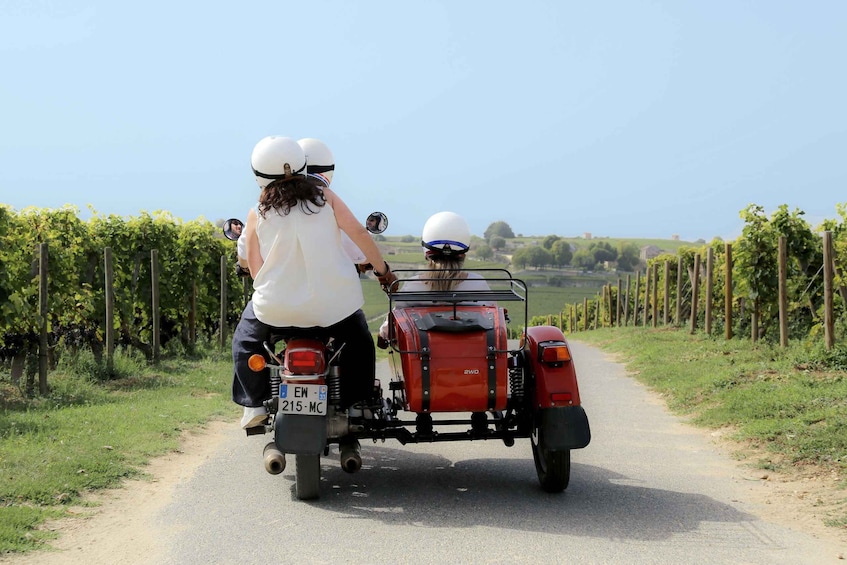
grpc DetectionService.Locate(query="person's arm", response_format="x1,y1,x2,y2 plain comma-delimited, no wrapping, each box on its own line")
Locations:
244,208,264,276
324,188,390,275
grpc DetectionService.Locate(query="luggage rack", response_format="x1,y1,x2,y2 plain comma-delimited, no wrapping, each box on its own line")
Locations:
385,268,528,352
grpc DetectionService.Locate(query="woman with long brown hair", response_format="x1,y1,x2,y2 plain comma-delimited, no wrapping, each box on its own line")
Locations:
232,136,395,428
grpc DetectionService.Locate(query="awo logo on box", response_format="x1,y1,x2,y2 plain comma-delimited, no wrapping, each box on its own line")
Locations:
463,369,480,375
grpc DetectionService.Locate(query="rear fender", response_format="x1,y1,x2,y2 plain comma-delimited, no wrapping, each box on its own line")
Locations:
522,326,582,409
274,413,327,455
539,406,591,449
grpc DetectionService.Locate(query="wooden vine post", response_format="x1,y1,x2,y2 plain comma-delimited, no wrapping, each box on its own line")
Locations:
633,271,641,327
725,243,733,339
651,263,658,328
778,236,788,347
824,231,835,350
189,281,197,349
642,266,650,327
220,255,228,349
675,255,683,326
151,249,160,364
616,279,622,327
689,253,700,333
705,247,714,336
662,261,670,326
38,243,49,395
105,247,115,374
624,274,631,326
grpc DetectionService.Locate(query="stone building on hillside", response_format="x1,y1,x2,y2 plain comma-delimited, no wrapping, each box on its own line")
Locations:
639,245,662,261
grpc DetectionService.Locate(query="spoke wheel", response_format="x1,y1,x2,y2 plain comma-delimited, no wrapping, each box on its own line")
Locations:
295,454,321,500
531,426,571,493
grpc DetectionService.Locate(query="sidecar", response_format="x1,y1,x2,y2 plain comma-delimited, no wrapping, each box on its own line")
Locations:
365,268,591,492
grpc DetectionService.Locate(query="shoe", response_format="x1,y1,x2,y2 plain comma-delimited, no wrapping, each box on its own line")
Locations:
241,405,268,429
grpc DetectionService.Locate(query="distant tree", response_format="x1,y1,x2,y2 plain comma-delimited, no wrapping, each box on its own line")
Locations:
473,243,493,260
484,221,515,240
589,241,618,263
526,246,552,269
551,239,573,266
512,247,530,269
489,236,506,250
616,242,640,271
401,235,416,243
572,248,597,270
542,235,561,250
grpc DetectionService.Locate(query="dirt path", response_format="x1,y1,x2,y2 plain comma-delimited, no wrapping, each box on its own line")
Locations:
2,391,846,562
0,420,232,565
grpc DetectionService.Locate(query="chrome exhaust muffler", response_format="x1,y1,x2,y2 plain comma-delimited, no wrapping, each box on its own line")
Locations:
263,442,286,475
339,439,362,474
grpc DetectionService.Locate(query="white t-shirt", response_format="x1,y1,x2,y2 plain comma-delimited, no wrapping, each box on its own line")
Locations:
251,203,364,327
239,230,364,264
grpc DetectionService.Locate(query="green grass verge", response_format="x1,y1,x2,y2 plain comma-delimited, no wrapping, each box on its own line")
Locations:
0,352,233,554
571,326,847,526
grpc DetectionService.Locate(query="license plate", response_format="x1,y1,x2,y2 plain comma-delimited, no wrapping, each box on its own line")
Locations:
279,384,328,416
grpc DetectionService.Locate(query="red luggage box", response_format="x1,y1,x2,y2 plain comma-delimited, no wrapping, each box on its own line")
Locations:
390,305,509,413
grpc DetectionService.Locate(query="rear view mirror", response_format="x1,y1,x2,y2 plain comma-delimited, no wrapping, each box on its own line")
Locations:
223,218,244,241
366,212,388,234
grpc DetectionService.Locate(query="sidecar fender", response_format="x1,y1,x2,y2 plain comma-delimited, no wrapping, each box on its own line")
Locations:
522,325,583,409
539,406,591,450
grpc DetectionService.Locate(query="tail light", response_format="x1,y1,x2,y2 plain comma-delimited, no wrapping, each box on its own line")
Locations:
284,339,326,375
538,341,571,366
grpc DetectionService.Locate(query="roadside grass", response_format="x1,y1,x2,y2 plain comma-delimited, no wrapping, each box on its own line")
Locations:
0,348,233,554
572,326,847,527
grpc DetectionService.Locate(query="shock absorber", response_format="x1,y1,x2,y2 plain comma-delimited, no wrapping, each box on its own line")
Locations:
327,364,342,404
508,365,525,402
269,371,281,398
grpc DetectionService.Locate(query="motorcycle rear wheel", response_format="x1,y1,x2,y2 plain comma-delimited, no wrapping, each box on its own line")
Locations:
295,454,321,500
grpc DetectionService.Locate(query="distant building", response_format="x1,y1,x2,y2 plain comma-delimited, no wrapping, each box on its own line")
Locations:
671,234,679,241
583,232,592,240
639,245,662,261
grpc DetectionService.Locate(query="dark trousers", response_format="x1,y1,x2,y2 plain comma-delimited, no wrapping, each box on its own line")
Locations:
231,301,375,409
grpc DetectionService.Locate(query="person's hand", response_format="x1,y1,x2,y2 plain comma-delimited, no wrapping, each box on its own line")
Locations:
356,263,374,274
373,262,397,292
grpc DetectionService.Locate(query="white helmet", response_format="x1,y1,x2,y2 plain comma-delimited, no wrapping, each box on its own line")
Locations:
298,138,335,186
250,136,306,189
421,211,471,258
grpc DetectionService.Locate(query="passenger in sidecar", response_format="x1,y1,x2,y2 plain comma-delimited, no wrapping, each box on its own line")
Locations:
376,211,526,413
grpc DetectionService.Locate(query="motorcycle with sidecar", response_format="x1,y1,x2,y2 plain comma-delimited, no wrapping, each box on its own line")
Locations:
224,216,590,500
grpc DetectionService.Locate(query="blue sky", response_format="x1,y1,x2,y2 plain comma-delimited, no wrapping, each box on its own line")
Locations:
1,1,845,242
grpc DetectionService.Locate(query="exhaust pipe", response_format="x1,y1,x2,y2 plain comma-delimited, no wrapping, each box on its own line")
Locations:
339,439,362,474
263,442,286,475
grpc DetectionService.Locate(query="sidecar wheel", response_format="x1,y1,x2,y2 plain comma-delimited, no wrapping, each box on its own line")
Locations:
531,426,570,493
295,454,321,500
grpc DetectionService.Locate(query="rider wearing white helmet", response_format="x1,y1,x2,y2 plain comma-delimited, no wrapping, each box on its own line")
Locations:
378,211,491,344
298,137,335,186
232,135,396,428
297,138,367,264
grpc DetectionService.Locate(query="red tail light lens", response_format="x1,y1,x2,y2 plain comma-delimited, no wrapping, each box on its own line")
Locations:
551,392,572,403
284,340,326,375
